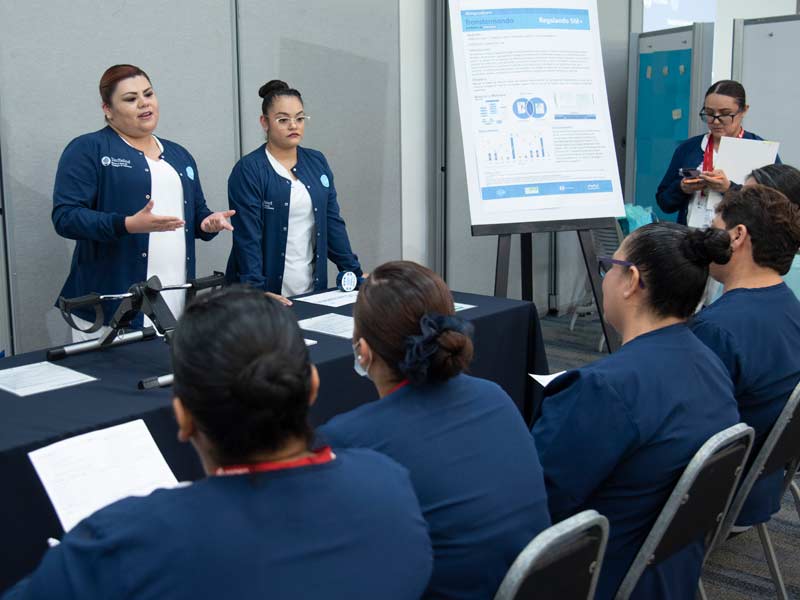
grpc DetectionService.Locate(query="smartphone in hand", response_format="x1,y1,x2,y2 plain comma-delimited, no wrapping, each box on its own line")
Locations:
679,168,701,179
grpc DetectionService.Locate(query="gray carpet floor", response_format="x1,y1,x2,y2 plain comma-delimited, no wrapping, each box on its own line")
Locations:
539,314,800,599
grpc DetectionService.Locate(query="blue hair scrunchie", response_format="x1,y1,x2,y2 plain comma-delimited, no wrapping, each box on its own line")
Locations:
398,313,473,383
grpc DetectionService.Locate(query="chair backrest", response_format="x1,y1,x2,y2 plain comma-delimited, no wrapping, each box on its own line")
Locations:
493,510,609,600
614,423,755,600
718,380,800,540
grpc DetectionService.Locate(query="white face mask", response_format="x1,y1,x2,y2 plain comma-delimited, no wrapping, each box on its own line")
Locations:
352,342,370,378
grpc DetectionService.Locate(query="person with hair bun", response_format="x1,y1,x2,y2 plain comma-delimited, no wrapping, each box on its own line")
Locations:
317,260,550,600
746,163,800,297
657,79,778,226
5,287,432,599
53,64,234,342
533,222,739,600
691,184,800,529
226,80,363,304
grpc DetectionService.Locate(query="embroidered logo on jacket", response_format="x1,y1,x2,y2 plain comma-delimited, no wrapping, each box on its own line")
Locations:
186,166,195,180
100,156,132,168
263,200,274,211
320,174,330,188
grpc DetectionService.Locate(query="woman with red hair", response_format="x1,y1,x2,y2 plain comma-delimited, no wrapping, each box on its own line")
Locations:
52,64,234,341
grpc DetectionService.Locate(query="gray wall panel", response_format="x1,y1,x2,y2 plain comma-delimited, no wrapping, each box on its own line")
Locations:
237,0,402,282
0,0,237,352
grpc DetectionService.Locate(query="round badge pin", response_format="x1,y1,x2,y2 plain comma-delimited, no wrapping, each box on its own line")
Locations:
320,173,330,188
186,166,195,180
339,271,358,292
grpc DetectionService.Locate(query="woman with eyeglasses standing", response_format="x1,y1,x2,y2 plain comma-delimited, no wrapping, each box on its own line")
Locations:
657,80,777,227
226,80,363,303
532,223,739,600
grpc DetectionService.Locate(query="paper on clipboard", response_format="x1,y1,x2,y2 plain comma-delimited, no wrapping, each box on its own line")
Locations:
716,137,780,185
687,137,779,228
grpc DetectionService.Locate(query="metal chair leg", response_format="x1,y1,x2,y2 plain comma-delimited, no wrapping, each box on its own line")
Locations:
755,523,789,600
697,578,709,600
790,480,800,521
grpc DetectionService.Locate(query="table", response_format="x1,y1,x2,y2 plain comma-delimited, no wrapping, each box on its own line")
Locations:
0,291,547,591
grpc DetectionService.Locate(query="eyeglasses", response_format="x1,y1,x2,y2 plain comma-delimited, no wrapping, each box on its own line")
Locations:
598,256,646,288
273,115,310,126
699,110,742,125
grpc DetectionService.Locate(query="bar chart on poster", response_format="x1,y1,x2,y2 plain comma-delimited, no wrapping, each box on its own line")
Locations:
449,0,624,227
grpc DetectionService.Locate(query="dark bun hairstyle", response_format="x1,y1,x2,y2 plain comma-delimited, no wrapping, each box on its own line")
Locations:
716,184,800,275
704,79,746,109
354,261,473,385
624,222,731,319
171,286,313,464
258,79,303,115
680,227,733,267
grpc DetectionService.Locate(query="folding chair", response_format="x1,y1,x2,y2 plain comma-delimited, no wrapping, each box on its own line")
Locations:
711,380,800,600
493,510,609,600
615,423,754,600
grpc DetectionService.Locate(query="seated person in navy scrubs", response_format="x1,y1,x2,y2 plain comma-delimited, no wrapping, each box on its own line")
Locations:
4,287,432,600
318,261,551,600
533,223,740,600
691,184,800,528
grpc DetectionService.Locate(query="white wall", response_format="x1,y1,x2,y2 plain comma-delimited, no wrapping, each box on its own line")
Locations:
712,0,797,80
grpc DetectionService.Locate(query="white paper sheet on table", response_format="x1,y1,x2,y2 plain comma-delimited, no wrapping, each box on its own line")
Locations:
454,302,476,312
28,419,178,532
296,290,359,308
529,371,567,388
298,313,354,339
0,362,96,397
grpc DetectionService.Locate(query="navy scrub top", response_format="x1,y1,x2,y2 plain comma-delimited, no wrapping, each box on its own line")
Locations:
533,324,739,600
3,448,432,600
52,126,216,327
691,283,800,525
225,145,361,294
655,131,771,224
318,374,551,600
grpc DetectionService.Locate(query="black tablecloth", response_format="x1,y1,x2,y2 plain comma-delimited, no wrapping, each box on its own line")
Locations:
0,291,547,591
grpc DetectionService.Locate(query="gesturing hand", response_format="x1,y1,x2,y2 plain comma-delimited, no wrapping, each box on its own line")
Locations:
201,210,236,233
125,200,185,234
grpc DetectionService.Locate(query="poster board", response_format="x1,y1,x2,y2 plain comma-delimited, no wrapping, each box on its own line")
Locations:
448,0,624,228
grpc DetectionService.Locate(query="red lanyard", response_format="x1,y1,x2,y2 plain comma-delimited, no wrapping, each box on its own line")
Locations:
215,446,336,476
387,379,410,395
703,128,745,172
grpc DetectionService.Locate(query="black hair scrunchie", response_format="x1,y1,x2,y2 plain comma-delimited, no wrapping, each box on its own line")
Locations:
398,313,473,383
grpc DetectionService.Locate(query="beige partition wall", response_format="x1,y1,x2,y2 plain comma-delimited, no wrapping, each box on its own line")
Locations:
236,0,402,286
0,0,403,353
